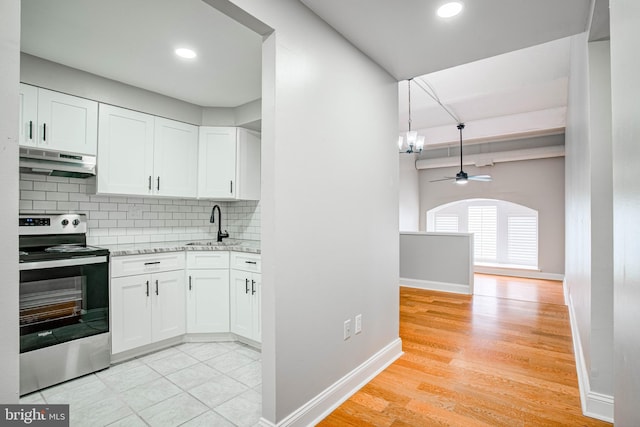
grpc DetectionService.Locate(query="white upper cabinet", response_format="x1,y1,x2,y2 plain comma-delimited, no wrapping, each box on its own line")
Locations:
236,129,261,200
19,84,98,155
198,127,260,200
97,104,198,198
198,127,236,198
18,84,38,147
97,104,154,196
154,117,198,198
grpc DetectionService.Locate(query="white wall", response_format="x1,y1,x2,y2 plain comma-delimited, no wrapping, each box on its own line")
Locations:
399,155,419,231
565,30,614,418
400,232,473,294
218,1,400,424
419,156,565,275
611,0,640,423
0,0,20,403
565,32,593,386
200,107,236,127
22,53,260,128
19,174,261,244
234,98,261,128
587,40,613,396
21,54,204,125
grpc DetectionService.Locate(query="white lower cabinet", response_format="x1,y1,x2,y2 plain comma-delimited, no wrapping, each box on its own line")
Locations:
110,250,260,354
230,252,261,342
111,253,186,354
186,252,230,333
110,274,152,353
152,270,187,342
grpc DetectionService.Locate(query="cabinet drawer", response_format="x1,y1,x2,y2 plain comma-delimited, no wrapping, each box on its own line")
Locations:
111,252,185,278
230,252,261,273
186,251,229,269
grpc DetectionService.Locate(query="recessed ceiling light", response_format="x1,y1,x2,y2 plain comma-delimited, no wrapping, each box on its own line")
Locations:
175,48,197,59
437,2,464,18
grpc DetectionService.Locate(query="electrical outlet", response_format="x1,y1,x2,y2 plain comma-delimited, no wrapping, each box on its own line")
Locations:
343,319,351,340
355,314,362,334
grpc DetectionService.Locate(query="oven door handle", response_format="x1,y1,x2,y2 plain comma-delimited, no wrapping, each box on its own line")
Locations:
19,256,108,271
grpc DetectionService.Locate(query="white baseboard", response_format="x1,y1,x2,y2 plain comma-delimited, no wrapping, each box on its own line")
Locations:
400,277,471,295
183,332,234,343
474,266,564,281
566,290,614,423
258,338,403,427
112,333,248,364
231,334,262,351
110,336,184,364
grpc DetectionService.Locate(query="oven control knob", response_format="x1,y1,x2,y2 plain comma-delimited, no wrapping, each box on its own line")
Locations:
61,219,69,226
72,219,80,226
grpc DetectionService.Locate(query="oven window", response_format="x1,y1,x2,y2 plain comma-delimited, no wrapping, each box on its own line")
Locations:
19,261,109,353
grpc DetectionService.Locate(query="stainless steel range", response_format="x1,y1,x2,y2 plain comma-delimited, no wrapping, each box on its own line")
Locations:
19,213,110,395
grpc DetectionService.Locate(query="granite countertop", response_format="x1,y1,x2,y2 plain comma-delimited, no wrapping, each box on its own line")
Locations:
101,239,261,257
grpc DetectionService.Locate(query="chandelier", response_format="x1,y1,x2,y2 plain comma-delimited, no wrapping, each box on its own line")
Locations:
398,79,425,154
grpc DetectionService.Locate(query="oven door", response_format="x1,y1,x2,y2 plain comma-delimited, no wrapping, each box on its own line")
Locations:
19,256,109,353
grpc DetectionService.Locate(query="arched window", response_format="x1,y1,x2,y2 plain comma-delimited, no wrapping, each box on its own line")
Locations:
426,199,538,269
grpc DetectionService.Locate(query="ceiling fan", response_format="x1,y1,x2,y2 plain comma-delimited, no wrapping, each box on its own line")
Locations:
430,123,492,185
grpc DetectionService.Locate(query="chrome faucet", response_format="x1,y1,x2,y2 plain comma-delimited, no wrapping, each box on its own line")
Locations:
210,204,229,243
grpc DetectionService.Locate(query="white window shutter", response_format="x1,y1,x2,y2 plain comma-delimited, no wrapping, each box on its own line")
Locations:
468,206,497,261
427,199,539,269
434,215,459,233
507,216,538,266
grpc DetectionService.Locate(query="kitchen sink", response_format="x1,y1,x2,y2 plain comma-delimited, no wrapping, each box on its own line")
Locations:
185,240,237,246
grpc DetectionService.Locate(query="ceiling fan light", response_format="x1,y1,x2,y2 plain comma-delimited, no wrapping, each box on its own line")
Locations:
455,178,468,185
437,2,464,18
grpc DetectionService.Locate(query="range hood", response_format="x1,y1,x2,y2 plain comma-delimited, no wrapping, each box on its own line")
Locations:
19,147,96,178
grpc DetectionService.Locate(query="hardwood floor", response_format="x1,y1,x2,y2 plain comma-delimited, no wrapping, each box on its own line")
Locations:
319,276,611,427
474,273,566,305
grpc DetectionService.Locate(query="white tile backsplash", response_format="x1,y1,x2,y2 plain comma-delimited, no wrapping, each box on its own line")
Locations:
19,174,261,245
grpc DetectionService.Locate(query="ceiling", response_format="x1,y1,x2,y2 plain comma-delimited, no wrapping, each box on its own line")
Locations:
300,0,592,147
399,36,571,146
21,0,262,108
21,0,595,143
299,0,591,81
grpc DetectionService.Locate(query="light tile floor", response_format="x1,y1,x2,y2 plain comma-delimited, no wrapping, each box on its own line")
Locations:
20,341,262,427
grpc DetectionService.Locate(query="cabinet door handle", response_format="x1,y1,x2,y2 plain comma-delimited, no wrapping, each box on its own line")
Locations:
157,176,160,191
144,261,160,265
43,123,47,141
251,279,256,295
146,280,149,297
230,180,233,194
245,261,257,265
245,278,249,294
29,121,33,140
148,176,152,190
155,279,159,296
189,275,192,291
